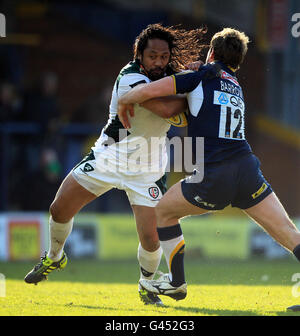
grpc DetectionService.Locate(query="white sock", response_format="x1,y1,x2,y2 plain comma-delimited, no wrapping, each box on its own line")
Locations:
137,243,162,280
47,216,73,261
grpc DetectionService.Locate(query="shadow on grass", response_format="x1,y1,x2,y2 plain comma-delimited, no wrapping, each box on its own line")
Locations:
165,305,260,316
63,303,118,311
30,301,261,316
169,305,300,316
63,304,262,316
38,302,292,316
27,301,157,315
1,259,299,286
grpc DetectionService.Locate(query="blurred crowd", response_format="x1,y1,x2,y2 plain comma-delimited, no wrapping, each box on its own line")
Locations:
0,59,133,213
1,70,64,211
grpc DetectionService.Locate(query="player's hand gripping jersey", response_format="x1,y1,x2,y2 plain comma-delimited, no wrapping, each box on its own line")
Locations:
172,61,252,163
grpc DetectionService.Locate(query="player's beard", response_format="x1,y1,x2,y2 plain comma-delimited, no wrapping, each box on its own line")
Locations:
147,67,166,81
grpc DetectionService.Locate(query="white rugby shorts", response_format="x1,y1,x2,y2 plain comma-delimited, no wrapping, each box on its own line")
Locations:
72,150,167,207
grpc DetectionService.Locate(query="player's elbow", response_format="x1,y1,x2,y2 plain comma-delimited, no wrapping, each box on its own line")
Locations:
160,106,175,119
163,101,187,119
164,104,188,119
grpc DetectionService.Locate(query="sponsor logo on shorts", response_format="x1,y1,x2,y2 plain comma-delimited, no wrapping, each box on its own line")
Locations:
148,187,159,199
194,195,215,208
82,163,94,173
252,183,267,199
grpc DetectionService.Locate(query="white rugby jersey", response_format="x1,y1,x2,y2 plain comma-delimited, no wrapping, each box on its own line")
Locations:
92,61,171,176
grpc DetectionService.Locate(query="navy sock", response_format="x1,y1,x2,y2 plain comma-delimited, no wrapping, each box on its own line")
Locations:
293,244,300,262
157,224,185,287
157,224,182,241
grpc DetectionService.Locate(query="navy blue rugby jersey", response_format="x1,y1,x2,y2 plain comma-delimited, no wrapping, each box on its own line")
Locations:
172,61,252,163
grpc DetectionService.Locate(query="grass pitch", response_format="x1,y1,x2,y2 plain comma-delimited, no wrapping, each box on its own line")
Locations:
1,258,300,316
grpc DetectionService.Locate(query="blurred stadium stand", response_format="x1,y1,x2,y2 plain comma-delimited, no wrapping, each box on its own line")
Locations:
0,0,299,217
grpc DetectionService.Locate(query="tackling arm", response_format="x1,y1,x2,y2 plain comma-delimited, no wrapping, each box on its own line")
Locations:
118,76,175,128
119,76,175,104
140,95,187,119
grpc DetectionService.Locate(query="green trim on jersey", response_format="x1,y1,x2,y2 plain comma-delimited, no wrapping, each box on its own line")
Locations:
104,60,145,143
116,60,145,91
102,115,130,144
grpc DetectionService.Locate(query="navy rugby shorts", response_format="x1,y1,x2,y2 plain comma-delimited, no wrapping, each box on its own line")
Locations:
181,153,273,210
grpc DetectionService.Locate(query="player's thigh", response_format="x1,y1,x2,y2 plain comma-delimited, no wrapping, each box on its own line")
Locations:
244,192,291,227
50,173,98,223
155,181,210,227
132,205,159,251
243,192,300,250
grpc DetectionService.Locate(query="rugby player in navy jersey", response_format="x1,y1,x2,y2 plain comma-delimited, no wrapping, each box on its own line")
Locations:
118,28,300,300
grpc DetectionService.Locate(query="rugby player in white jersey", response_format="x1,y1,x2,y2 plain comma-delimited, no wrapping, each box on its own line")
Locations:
24,23,206,306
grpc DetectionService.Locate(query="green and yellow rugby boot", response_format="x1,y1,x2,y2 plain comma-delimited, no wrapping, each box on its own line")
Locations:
24,252,67,285
138,283,164,306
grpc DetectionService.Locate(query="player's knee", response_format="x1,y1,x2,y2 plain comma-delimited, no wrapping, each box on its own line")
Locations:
155,201,173,223
49,201,60,221
140,239,160,252
49,200,71,223
154,203,163,220
139,232,159,251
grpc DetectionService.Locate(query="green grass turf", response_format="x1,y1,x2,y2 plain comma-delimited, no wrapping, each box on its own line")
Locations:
1,258,300,316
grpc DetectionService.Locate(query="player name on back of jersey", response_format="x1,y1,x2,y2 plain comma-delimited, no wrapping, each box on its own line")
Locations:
220,71,243,99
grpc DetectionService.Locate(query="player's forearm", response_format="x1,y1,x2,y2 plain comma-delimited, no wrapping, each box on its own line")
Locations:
140,96,187,119
119,77,175,105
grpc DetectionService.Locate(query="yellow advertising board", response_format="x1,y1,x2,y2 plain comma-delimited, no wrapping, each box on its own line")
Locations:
9,220,41,260
0,213,47,261
97,214,250,260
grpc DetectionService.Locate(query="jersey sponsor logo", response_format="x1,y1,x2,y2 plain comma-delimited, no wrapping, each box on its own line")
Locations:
214,91,244,110
218,92,229,105
230,95,243,109
148,187,159,199
220,70,239,86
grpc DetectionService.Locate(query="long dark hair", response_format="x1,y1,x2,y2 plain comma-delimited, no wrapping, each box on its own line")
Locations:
133,23,207,72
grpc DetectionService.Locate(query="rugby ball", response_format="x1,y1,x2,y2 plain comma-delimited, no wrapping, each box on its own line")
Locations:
166,111,188,127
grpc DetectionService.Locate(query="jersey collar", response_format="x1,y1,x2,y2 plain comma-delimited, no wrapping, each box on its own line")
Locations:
214,61,237,76
132,59,149,76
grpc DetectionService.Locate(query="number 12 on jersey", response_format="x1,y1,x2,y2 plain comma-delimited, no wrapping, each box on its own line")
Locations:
214,90,245,140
